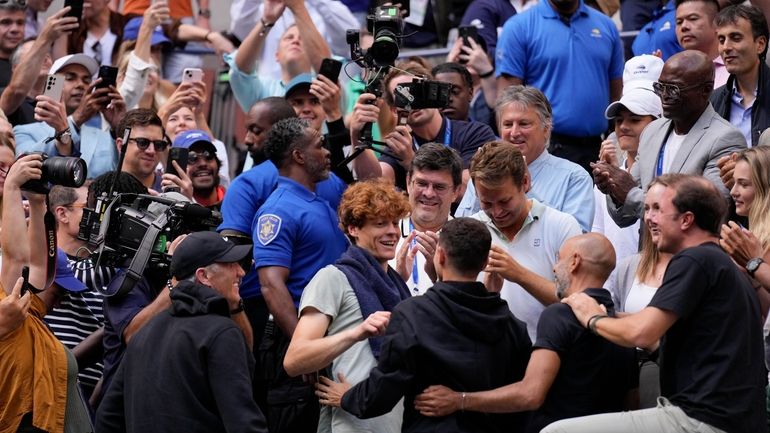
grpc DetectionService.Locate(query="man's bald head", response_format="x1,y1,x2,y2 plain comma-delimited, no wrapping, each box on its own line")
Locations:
657,50,715,122
567,233,617,283
665,50,715,84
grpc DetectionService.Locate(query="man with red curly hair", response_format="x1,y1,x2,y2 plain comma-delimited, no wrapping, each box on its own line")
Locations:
284,179,412,433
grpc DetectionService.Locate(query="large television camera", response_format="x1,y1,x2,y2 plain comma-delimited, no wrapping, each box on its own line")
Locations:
77,191,221,297
75,128,222,298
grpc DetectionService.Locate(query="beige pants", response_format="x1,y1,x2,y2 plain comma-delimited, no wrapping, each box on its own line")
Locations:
541,397,726,433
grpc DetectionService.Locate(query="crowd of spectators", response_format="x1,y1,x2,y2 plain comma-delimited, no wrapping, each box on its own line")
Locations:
2,0,770,432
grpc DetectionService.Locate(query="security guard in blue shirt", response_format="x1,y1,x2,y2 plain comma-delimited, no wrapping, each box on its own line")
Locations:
251,117,349,433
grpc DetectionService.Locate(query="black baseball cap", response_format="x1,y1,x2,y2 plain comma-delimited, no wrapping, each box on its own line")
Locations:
170,231,251,279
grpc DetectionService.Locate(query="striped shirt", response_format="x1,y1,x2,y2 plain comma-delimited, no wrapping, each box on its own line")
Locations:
44,255,117,394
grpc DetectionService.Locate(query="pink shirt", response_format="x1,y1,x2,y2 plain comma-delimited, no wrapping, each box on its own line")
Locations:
714,56,729,89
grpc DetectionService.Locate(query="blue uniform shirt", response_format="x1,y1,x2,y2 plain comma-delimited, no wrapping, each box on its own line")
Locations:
252,176,349,305
631,0,682,61
496,0,624,137
220,161,347,299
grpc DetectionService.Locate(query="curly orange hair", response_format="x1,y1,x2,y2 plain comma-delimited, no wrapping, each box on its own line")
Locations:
338,179,410,236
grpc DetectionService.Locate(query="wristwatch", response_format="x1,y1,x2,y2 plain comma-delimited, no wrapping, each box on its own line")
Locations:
746,257,765,278
230,298,245,315
55,127,72,146
198,8,211,18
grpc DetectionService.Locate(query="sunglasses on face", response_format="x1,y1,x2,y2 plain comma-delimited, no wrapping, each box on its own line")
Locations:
188,150,216,164
129,137,169,152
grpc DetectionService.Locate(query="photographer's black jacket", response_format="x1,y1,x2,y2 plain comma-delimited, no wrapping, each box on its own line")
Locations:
710,61,770,147
96,281,267,433
341,281,532,433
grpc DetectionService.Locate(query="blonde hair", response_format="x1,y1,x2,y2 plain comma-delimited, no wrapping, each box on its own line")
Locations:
738,147,770,248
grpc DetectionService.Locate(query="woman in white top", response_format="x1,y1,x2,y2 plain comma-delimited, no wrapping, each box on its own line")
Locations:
611,182,672,409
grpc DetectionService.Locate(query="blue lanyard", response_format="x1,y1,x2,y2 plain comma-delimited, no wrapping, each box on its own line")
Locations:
656,126,675,176
413,117,452,150
409,220,419,287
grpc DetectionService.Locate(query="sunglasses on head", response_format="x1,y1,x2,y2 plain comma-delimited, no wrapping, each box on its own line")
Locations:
188,150,216,164
129,137,169,152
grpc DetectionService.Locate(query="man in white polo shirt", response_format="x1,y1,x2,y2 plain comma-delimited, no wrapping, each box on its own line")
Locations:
470,141,581,340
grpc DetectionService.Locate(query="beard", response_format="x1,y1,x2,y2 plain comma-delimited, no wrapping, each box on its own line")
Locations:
250,147,268,165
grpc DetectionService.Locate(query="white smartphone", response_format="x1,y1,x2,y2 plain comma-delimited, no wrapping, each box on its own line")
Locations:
42,74,64,101
182,68,203,83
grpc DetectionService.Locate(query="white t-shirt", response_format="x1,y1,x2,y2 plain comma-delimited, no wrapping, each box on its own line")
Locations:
472,199,582,341
661,131,686,174
299,266,403,433
624,277,658,314
388,216,445,296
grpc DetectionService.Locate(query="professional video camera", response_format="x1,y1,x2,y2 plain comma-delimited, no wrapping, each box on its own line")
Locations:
20,152,87,194
75,128,222,297
340,3,408,167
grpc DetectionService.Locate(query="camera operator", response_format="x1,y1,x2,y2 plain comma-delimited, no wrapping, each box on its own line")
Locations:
114,108,170,192
42,185,118,404
13,54,126,179
0,153,91,432
96,231,265,433
349,60,497,192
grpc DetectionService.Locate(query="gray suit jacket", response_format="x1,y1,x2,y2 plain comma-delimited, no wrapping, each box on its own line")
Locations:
608,104,746,227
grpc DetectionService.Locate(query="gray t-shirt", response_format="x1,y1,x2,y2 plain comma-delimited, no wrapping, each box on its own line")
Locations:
299,265,403,433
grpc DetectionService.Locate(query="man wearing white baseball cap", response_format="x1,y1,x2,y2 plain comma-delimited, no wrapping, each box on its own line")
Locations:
13,53,126,178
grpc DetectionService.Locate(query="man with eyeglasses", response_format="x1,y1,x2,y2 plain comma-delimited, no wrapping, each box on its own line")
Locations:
171,129,225,211
0,0,25,88
114,108,168,191
14,53,125,179
390,143,462,296
593,50,746,228
44,185,117,403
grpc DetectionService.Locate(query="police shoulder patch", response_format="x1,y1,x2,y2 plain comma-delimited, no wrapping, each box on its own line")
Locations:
257,214,282,245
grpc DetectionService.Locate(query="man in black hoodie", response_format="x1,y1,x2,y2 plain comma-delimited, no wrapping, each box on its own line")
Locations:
95,232,267,433
316,217,532,433
413,233,638,433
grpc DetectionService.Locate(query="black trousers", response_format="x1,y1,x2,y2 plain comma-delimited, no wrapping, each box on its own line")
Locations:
258,320,320,433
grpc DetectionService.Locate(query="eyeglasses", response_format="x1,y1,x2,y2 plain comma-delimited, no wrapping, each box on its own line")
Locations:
411,178,452,194
65,203,88,209
188,150,216,164
129,137,169,152
652,81,705,99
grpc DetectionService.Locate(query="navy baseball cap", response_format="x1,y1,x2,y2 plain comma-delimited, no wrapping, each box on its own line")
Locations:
170,232,252,279
284,73,314,99
123,17,172,48
173,129,216,153
55,250,87,292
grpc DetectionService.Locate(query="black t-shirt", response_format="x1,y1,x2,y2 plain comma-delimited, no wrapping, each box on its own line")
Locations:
0,58,11,88
379,116,496,190
530,288,638,433
649,242,766,433
0,87,36,126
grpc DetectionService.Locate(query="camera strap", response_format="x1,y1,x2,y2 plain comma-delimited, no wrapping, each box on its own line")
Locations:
43,194,58,292
113,211,170,298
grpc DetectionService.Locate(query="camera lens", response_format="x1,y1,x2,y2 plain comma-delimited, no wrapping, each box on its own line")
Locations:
42,156,88,187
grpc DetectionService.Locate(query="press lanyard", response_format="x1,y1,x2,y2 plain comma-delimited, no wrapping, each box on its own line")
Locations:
409,220,419,287
655,125,675,177
413,117,452,150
